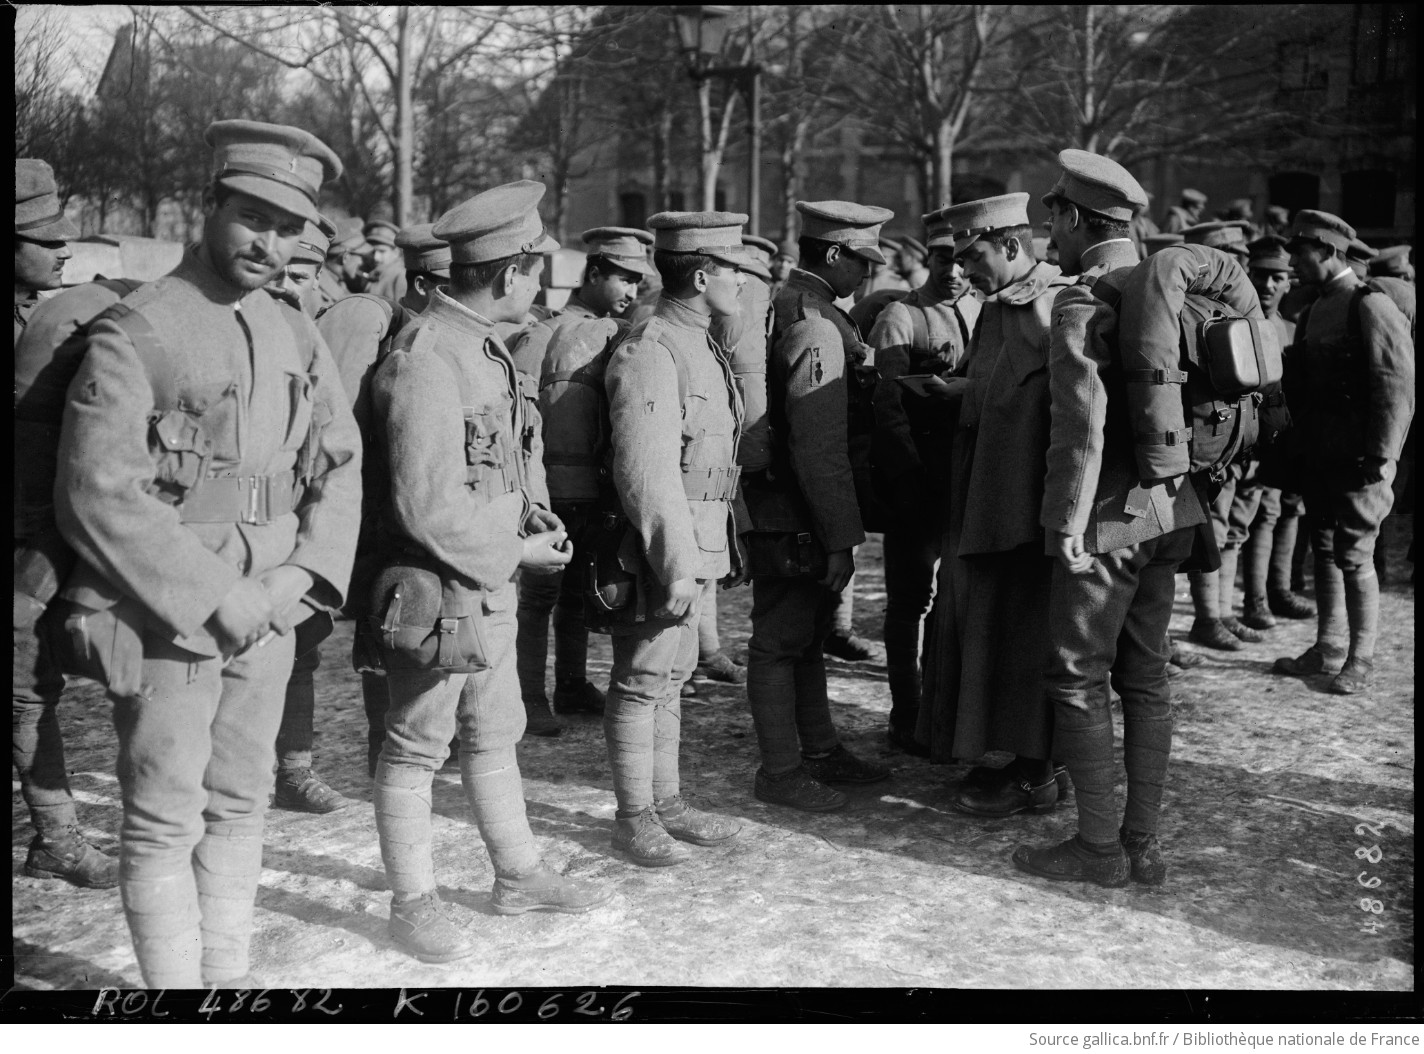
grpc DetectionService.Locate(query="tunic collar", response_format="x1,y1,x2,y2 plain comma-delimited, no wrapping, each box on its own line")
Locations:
1079,239,1140,276
653,292,712,332
987,261,1064,306
424,288,498,338
173,244,266,308
787,268,837,302
563,291,599,318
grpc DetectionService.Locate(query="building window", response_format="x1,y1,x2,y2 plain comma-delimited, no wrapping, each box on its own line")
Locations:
668,190,686,212
619,191,646,230
1354,3,1414,85
714,185,727,212
1267,172,1321,216
1340,169,1396,229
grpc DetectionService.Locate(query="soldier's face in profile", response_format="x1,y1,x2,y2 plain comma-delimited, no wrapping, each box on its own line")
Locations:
509,255,545,316
927,248,958,298
959,239,1015,294
770,255,794,281
701,260,744,318
827,245,870,298
1048,201,1084,275
204,188,305,291
370,243,398,269
1289,240,1334,286
585,262,641,316
14,236,72,292
1249,267,1290,311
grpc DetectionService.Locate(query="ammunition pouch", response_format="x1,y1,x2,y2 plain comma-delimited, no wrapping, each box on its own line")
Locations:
580,512,651,632
355,552,490,675
52,593,149,699
742,530,829,579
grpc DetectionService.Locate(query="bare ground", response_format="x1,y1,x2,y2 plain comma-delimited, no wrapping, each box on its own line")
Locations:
10,518,1415,995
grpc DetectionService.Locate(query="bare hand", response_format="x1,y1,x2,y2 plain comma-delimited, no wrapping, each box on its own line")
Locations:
206,578,277,654
257,565,316,635
1359,456,1390,485
920,374,971,400
524,505,564,535
520,529,572,572
1055,532,1095,574
653,577,700,622
821,549,855,594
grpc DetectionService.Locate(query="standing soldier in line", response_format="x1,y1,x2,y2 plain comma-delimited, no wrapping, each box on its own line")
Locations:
369,182,609,964
1271,211,1414,694
1262,205,1291,240
318,217,368,310
743,200,895,813
13,158,119,889
1016,149,1204,887
868,207,980,756
597,211,748,866
895,236,930,291
265,216,333,318
1346,238,1378,280
857,237,910,301
1128,191,1160,259
261,216,355,815
320,222,452,777
1369,245,1414,283
364,219,403,301
914,193,1072,812
1161,188,1207,234
769,243,797,297
53,120,362,986
1238,234,1313,630
507,226,653,735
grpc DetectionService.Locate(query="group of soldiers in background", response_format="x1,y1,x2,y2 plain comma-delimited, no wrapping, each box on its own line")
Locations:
13,115,1414,982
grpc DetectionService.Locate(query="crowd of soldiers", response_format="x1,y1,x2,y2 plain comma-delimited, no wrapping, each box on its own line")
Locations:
12,115,1414,983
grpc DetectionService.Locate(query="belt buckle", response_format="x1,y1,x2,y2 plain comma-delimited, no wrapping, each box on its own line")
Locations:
243,476,271,525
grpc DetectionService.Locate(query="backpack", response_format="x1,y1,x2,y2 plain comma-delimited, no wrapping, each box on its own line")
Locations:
1091,256,1284,487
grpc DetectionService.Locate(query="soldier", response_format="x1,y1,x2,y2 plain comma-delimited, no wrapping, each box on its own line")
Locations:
1143,232,1184,256
1263,205,1291,240
857,236,910,302
1161,188,1207,234
1369,245,1414,282
364,219,403,300
1181,219,1251,261
1271,210,1414,694
368,181,608,963
742,199,894,812
1238,234,1312,628
13,158,119,889
896,236,930,290
596,210,747,865
1128,190,1160,259
913,193,1072,812
868,206,980,756
769,242,797,296
1346,238,1378,280
318,217,368,310
508,226,654,734
259,215,356,816
1015,149,1204,887
53,120,362,986
319,222,451,776
265,216,332,317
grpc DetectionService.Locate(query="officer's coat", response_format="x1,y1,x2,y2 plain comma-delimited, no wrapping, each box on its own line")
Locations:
372,289,548,591
55,247,363,654
605,294,741,584
763,270,866,554
1039,239,1206,555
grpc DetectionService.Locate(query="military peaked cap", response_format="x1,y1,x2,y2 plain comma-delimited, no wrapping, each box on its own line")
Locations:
944,192,1031,254
327,217,368,257
582,226,655,277
899,235,927,260
1182,220,1251,257
364,220,399,247
738,234,778,281
647,211,748,268
291,214,336,265
922,206,956,250
1041,149,1147,222
1346,238,1379,263
1368,245,1413,279
879,236,903,255
435,181,560,265
1247,234,1290,271
1288,210,1355,254
205,119,342,225
1180,188,1208,206
395,223,452,277
796,201,894,264
15,159,80,241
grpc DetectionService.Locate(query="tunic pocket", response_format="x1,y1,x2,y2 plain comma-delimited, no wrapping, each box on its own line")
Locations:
281,370,315,452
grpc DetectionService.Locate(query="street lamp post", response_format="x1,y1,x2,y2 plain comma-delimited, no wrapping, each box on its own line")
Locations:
674,5,762,236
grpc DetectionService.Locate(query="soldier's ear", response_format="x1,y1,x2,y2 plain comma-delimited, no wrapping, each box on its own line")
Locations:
201,184,219,216
692,267,710,293
500,262,520,297
825,243,842,267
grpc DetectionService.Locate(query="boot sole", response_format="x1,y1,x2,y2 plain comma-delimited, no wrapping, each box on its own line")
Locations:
22,863,118,889
273,799,355,814
753,791,847,812
1011,852,1130,889
392,936,480,964
665,828,742,846
490,890,614,916
952,799,1057,818
612,846,690,867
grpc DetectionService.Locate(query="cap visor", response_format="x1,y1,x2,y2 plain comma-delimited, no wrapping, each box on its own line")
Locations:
216,174,319,224
952,233,982,255
925,234,956,250
740,260,773,281
705,249,749,269
534,233,561,254
850,245,887,266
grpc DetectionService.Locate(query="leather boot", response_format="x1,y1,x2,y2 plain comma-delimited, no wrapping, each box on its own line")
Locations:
883,615,925,755
552,677,605,715
523,697,562,737
1241,514,1276,629
273,768,354,813
388,891,476,963
1120,827,1168,885
1217,548,1264,642
24,823,119,889
490,861,612,915
655,794,741,845
1011,835,1130,888
695,651,747,684
1333,568,1380,695
611,806,689,867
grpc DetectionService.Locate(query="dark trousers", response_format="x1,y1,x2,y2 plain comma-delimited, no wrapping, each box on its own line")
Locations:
881,519,941,726
12,607,78,833
1045,527,1194,844
515,503,595,702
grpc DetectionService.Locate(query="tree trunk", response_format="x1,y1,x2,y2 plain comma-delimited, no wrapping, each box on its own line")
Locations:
779,112,808,243
699,77,717,210
394,9,414,226
654,105,673,211
933,119,953,208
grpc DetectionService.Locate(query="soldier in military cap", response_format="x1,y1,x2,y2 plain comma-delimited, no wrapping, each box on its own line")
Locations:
1271,210,1414,694
1346,238,1378,280
319,221,452,778
595,211,747,865
319,217,369,309
1162,187,1207,233
15,159,79,341
1263,205,1291,240
1142,232,1184,256
1369,245,1413,282
1015,148,1203,888
13,158,120,891
742,199,894,812
368,181,609,963
895,235,930,290
769,242,798,295
857,236,910,301
505,225,654,735
914,192,1073,811
265,215,333,317
1237,234,1313,630
1128,190,1160,259
1181,220,1251,261
54,119,362,986
866,205,980,756
363,218,402,299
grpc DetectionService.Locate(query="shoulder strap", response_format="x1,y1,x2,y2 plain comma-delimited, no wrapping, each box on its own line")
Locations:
1347,285,1373,341
907,302,929,353
1088,274,1123,311
408,321,476,409
98,289,186,412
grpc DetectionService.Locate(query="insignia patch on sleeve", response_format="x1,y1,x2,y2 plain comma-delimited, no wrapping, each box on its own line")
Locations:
809,346,823,385
645,400,656,414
